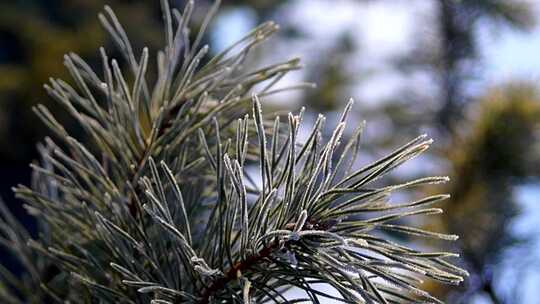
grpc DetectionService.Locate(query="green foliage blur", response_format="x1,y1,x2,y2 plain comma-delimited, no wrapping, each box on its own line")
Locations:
0,0,169,162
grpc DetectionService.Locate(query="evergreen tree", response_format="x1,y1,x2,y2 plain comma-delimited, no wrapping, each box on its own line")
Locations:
424,83,540,303
0,1,466,302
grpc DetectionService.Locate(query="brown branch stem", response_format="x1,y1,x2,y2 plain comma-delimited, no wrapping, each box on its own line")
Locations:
198,241,280,304
126,103,183,217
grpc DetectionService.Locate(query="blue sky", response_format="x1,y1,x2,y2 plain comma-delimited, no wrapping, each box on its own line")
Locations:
211,0,540,100
479,9,540,86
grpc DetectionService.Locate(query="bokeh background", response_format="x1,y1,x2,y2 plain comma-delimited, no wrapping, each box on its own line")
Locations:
1,0,539,303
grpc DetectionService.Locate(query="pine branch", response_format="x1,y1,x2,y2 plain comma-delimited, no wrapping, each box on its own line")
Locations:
199,240,280,304
0,1,468,303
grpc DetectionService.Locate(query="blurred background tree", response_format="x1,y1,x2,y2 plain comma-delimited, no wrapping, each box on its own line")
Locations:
424,83,540,303
1,0,539,303
403,0,536,133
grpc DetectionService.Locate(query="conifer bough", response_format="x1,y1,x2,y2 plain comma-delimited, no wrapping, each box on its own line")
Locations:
0,0,467,303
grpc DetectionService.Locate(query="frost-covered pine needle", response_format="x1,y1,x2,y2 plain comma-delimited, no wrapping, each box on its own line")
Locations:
0,1,466,303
